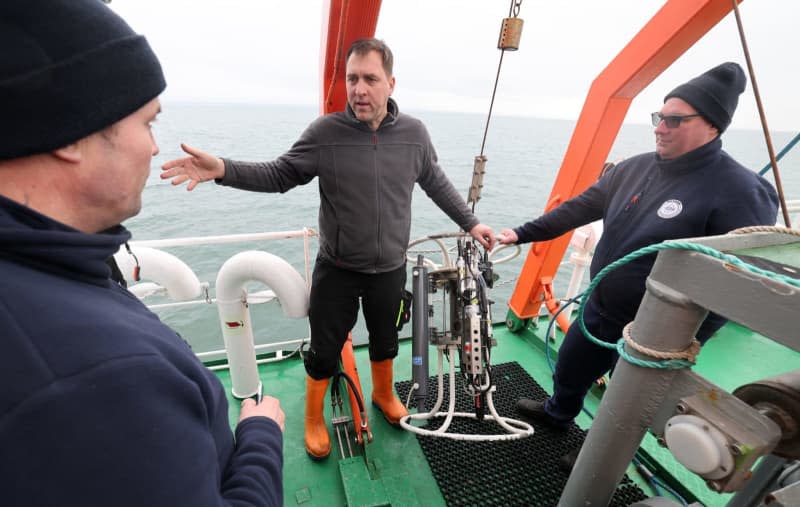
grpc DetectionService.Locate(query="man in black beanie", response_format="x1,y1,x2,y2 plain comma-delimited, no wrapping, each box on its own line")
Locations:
0,1,284,506
498,62,779,463
663,61,746,135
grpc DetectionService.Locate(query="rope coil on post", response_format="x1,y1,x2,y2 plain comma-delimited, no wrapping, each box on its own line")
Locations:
576,240,800,370
622,323,701,363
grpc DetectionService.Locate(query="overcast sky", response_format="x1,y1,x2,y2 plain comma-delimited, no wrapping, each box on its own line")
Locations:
109,0,798,132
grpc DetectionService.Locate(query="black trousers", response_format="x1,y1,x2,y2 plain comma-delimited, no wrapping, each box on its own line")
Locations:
304,257,407,379
545,295,716,423
545,298,624,423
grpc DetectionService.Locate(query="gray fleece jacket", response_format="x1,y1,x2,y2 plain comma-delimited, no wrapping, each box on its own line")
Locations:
218,98,479,273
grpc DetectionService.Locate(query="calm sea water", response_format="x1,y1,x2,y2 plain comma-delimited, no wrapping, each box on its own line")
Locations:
126,102,800,353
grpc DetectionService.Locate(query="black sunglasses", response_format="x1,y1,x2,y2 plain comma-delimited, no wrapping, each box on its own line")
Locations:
651,112,700,128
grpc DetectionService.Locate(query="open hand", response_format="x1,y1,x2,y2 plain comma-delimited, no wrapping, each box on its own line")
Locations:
497,228,518,245
161,143,225,191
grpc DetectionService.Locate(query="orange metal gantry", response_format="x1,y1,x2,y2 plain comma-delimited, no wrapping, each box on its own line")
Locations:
507,0,745,321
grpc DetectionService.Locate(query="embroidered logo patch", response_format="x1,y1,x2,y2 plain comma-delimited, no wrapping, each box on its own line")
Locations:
657,199,683,219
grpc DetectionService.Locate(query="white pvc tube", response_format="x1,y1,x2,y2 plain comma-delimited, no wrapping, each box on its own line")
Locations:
399,345,534,441
215,251,309,398
113,246,202,301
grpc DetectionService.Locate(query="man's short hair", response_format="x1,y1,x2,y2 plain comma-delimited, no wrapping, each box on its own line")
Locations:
346,38,394,77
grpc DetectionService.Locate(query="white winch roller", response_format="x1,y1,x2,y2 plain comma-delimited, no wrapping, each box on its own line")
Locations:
215,250,308,398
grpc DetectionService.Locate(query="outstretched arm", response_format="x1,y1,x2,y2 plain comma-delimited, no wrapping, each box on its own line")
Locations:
161,143,226,190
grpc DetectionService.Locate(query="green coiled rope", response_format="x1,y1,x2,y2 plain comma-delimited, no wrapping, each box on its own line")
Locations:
576,240,800,369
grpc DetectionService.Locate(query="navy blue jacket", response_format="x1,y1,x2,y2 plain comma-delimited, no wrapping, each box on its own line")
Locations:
0,195,282,507
514,138,779,339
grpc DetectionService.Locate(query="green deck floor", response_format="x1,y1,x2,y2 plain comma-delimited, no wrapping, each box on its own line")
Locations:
210,313,797,506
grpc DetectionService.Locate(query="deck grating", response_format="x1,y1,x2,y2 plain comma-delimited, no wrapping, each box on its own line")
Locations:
396,361,647,507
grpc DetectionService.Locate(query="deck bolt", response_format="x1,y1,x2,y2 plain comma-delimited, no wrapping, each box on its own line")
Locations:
729,443,744,456
656,437,667,448
675,402,688,414
707,480,722,492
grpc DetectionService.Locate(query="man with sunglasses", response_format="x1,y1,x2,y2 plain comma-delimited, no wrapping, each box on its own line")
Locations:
497,62,779,453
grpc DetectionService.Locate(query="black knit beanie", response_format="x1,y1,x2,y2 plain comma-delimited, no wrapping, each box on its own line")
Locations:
0,0,166,160
664,62,746,133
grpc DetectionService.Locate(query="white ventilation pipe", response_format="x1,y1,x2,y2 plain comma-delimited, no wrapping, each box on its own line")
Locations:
113,246,202,301
215,251,309,398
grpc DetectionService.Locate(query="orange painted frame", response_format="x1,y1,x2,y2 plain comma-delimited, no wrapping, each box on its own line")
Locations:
320,0,383,115
508,0,745,319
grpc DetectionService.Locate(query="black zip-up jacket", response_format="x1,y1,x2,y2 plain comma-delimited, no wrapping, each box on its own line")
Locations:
513,137,779,339
218,98,479,273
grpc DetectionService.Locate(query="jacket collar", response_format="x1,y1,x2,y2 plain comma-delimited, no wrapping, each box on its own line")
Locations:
344,97,399,130
655,136,722,175
0,194,130,286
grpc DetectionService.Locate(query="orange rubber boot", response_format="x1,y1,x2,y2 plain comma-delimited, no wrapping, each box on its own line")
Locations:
304,376,331,460
370,359,408,426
